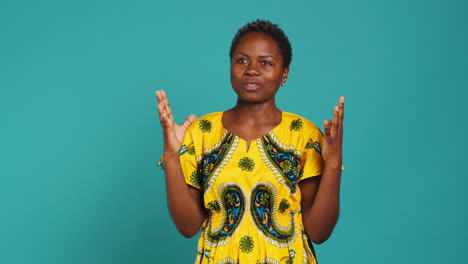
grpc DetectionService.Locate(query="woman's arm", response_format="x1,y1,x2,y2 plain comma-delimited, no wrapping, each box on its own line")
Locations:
299,167,341,244
300,96,344,244
156,90,207,238
162,154,207,238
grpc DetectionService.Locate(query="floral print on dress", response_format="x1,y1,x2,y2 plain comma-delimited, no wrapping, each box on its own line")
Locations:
282,249,296,264
290,119,303,131
278,199,290,213
238,157,255,172
199,119,213,133
190,171,201,187
305,138,322,154
207,200,221,213
188,145,196,155
239,236,254,253
178,112,323,264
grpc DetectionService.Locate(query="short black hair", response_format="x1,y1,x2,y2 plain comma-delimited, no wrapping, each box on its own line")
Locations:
229,19,292,69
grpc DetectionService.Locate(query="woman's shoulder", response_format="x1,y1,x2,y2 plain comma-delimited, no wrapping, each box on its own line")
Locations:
187,111,224,134
281,111,321,132
196,111,223,122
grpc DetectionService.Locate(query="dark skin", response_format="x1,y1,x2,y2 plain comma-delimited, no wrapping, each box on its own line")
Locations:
224,32,288,150
156,32,344,243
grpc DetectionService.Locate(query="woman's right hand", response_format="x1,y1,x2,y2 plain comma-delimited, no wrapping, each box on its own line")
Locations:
155,90,205,237
155,90,196,157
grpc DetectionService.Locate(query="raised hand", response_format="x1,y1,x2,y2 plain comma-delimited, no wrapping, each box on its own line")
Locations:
155,90,196,157
322,96,344,170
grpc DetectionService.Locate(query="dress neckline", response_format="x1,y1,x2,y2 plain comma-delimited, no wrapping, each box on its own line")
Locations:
220,110,284,147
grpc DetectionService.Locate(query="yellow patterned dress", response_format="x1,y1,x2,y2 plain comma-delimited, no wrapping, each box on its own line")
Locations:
178,111,324,264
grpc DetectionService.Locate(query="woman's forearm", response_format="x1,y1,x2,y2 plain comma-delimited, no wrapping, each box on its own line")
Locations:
303,165,341,244
163,154,207,238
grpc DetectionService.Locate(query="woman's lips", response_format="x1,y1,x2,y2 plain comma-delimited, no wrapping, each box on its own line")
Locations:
242,82,262,91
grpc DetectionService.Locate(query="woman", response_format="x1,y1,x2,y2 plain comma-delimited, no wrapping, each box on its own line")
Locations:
156,20,344,264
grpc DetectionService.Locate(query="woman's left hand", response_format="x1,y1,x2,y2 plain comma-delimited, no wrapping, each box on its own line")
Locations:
300,96,344,243
322,96,344,170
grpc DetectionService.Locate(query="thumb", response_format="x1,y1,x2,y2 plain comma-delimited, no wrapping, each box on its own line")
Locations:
180,114,197,130
323,120,332,141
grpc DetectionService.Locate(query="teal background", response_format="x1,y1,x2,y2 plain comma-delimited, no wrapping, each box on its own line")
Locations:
1,0,466,263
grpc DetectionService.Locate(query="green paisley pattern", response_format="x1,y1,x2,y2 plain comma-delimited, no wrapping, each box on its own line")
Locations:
178,112,324,263
250,182,297,247
197,132,238,192
258,133,303,193
205,183,245,247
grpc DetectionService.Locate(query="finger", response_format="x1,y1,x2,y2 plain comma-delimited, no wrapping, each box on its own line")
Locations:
156,92,172,129
156,90,167,104
156,91,166,114
323,120,332,142
155,90,161,102
338,96,344,125
157,104,172,129
160,90,175,124
180,114,197,130
332,105,339,136
155,91,165,119
155,91,166,117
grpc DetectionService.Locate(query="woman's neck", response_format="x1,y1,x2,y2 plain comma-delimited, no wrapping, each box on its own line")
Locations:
229,100,281,123
222,100,282,144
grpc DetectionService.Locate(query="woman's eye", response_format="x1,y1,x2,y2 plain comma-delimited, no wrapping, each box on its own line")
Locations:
261,60,272,66
237,58,247,64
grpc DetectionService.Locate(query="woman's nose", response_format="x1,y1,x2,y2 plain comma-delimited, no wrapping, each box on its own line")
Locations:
244,62,260,76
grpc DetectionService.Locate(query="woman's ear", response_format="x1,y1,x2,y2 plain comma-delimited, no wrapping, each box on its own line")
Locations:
281,67,289,86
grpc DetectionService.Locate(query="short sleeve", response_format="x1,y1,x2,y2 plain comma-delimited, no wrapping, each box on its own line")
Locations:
178,127,203,190
299,124,325,181
157,124,202,190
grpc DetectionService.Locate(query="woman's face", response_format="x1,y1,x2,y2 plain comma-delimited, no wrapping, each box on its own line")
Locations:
230,32,289,104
